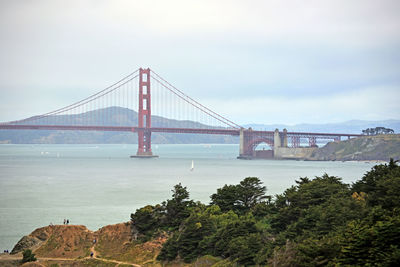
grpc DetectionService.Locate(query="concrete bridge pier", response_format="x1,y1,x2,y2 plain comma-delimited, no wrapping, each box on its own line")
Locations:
282,128,288,147
274,129,281,148
239,128,245,156
273,128,288,149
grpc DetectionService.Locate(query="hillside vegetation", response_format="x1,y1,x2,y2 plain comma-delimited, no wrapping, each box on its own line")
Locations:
2,161,400,266
309,134,400,161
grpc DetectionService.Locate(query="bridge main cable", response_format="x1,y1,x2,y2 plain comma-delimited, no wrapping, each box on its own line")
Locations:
151,70,242,129
3,69,140,125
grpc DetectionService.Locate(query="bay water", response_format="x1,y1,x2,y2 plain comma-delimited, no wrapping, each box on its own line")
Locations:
0,144,377,251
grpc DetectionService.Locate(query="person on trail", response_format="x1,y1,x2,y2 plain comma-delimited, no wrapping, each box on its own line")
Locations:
67,219,69,225
90,252,94,258
63,219,66,225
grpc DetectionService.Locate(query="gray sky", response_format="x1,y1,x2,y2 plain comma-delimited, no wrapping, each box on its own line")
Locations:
0,0,399,125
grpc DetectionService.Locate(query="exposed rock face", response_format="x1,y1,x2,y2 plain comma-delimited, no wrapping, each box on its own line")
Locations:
11,235,41,254
309,134,400,161
12,225,56,254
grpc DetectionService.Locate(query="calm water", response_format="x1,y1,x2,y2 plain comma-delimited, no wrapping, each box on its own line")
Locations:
0,144,377,251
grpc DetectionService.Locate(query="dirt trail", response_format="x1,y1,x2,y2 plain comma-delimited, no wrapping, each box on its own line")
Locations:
42,255,142,266
89,236,98,258
1,254,141,267
90,257,141,267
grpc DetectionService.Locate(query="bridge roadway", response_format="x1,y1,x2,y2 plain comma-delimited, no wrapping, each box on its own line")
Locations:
0,124,364,159
0,124,361,138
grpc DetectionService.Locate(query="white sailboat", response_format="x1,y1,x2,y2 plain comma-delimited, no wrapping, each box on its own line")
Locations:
190,160,194,171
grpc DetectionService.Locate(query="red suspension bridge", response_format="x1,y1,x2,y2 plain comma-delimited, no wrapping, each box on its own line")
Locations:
0,68,361,158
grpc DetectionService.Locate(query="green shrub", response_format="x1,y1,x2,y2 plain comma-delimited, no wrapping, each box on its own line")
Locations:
21,249,36,263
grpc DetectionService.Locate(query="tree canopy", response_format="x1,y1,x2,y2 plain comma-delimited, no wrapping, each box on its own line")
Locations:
132,161,400,266
210,177,268,214
362,127,395,135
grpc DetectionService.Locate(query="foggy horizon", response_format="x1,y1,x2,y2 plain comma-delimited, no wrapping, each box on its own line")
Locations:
1,0,399,125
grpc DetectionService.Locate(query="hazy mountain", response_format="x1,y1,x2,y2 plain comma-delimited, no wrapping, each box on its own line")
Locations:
1,108,398,144
0,107,238,144
244,120,400,134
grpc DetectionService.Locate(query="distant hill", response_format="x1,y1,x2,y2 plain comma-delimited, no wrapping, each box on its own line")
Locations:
244,120,400,134
308,134,400,161
0,107,238,144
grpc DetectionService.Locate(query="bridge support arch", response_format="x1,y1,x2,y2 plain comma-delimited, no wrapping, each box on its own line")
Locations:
238,129,291,159
238,129,275,159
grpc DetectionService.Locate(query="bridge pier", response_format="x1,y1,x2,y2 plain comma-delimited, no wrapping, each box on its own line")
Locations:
237,128,275,159
274,128,281,148
282,128,288,147
131,68,158,158
239,128,245,156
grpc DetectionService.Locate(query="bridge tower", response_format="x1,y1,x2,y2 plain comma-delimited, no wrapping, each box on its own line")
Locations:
132,68,158,158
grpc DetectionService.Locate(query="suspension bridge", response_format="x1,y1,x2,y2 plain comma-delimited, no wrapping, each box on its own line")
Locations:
0,68,361,159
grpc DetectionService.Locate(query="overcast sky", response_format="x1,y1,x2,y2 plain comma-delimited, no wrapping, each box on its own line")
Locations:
0,0,399,125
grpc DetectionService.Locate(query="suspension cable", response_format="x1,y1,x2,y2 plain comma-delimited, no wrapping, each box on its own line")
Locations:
6,69,140,124
151,76,239,129
151,70,241,129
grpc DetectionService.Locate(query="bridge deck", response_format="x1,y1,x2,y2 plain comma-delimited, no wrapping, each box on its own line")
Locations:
0,124,241,135
0,124,362,138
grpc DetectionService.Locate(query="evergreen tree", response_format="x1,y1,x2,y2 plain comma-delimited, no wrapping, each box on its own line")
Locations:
165,183,194,229
210,184,240,213
352,159,400,210
210,177,269,214
237,177,267,209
